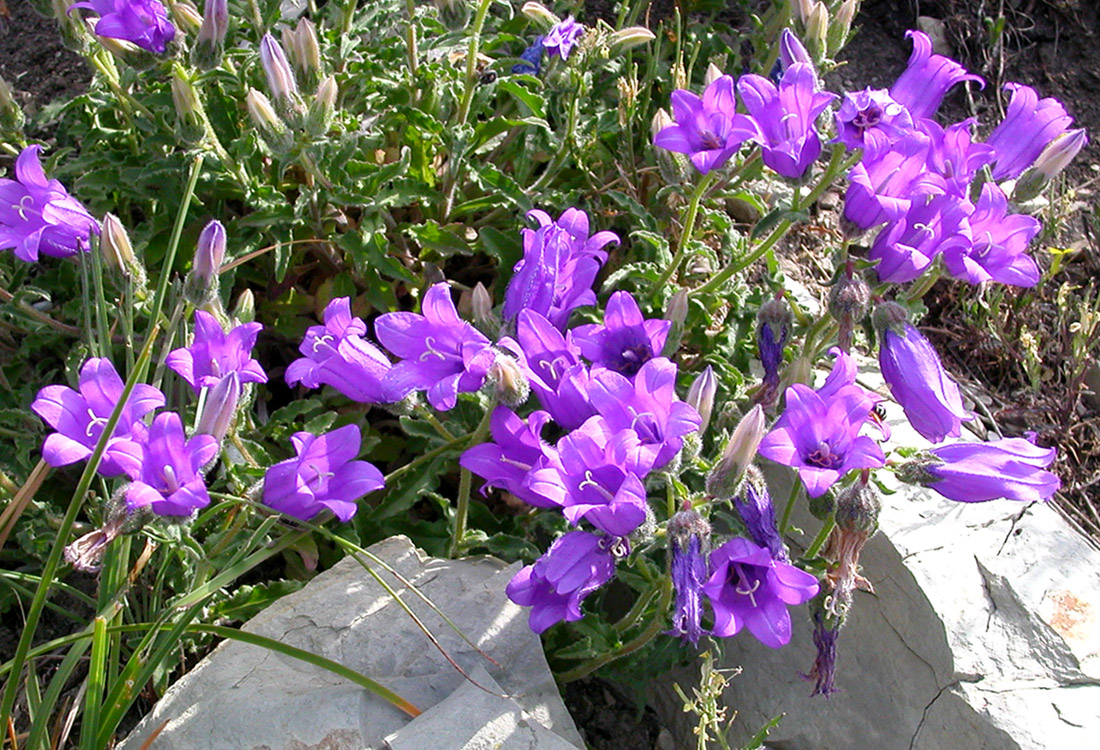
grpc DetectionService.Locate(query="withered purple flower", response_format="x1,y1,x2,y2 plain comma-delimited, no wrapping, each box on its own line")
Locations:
666,505,710,646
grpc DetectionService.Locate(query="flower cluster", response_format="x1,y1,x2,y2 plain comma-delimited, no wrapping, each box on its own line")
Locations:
68,0,177,55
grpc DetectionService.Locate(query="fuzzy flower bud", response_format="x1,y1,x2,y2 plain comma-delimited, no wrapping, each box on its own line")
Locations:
100,213,145,282
246,88,293,153
779,28,812,71
520,2,559,27
805,2,829,60
196,371,241,442
489,353,530,407
283,17,322,90
0,75,24,134
471,282,496,336
193,0,228,69
755,295,791,407
666,503,711,646
306,75,337,136
232,289,256,324
1013,128,1088,202
170,64,207,144
608,26,656,52
686,365,718,436
704,62,724,87
260,33,304,123
828,264,870,353
706,405,767,498
661,289,689,357
185,219,226,304
791,0,815,24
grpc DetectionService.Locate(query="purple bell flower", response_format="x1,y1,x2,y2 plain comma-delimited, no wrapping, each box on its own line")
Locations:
572,291,670,377
262,424,385,522
778,28,813,72
124,412,218,516
653,74,763,174
876,305,972,443
868,193,973,284
512,36,545,75
920,435,1060,502
702,537,819,648
503,208,617,330
31,358,164,477
666,506,710,646
587,357,701,471
506,529,618,633
527,417,653,537
285,297,395,404
165,311,267,393
68,0,176,55
889,30,983,120
543,16,584,61
733,467,789,563
376,283,497,411
0,145,99,263
460,407,561,509
986,83,1075,181
917,119,995,198
844,132,944,230
941,183,1042,288
834,88,913,153
500,309,595,429
758,382,885,498
737,63,837,179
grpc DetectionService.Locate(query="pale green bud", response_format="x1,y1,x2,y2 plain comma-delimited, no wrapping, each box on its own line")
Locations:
0,76,24,134
306,75,337,136
706,405,767,498
246,89,294,153
704,63,724,87
171,65,207,144
1013,129,1089,202
283,17,322,91
608,26,656,53
521,2,559,28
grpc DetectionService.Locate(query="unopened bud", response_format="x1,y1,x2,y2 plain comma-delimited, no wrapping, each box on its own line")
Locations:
471,282,496,335
489,353,529,407
100,213,142,281
306,75,337,136
834,480,881,535
260,33,304,123
704,63,724,87
283,17,322,90
828,0,858,56
0,75,24,133
779,28,812,71
1013,128,1088,202
247,88,294,153
829,266,870,352
706,405,767,498
197,372,241,442
651,107,674,140
172,1,203,34
521,1,560,27
193,0,229,69
791,0,815,25
686,366,718,436
171,65,207,144
608,26,656,52
232,289,256,324
805,2,829,59
661,289,689,357
186,219,226,304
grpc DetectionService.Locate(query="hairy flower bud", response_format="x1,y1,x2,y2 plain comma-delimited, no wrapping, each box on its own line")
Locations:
521,1,559,27
185,219,226,304
306,75,337,136
805,2,829,60
828,265,870,353
0,75,24,134
196,371,241,442
283,17,322,90
193,0,228,69
755,295,791,406
489,353,530,407
791,0,815,24
686,365,718,436
170,64,207,143
246,88,294,153
706,405,767,498
232,289,256,324
260,33,304,123
608,26,656,52
779,28,812,71
1013,128,1088,202
661,289,689,357
829,0,858,56
470,282,497,337
704,62,724,87
100,213,145,283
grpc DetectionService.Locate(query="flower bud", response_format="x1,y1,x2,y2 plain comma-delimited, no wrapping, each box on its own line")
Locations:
521,1,559,27
805,2,829,60
608,26,656,53
489,353,529,407
197,372,241,442
186,219,226,304
306,75,337,136
828,265,870,352
260,33,304,123
172,1,203,34
283,17,322,90
756,295,791,406
470,282,497,335
1013,128,1088,202
193,0,229,69
661,289,689,357
706,405,767,498
0,75,24,134
791,0,815,24
171,64,207,144
779,28,812,71
704,62,724,87
686,366,718,436
828,0,858,56
100,213,145,283
246,88,294,153
232,289,256,324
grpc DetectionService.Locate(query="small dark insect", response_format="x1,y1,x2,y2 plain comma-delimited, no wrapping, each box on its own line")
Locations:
872,403,887,421
479,70,497,85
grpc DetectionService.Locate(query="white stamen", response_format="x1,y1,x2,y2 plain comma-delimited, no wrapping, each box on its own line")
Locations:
419,336,447,362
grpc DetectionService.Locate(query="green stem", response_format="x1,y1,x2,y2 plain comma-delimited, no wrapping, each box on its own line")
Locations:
450,400,496,558
778,476,801,536
652,171,716,293
805,513,836,559
527,75,582,194
416,405,457,442
903,267,942,305
558,574,674,682
404,0,419,86
0,324,160,729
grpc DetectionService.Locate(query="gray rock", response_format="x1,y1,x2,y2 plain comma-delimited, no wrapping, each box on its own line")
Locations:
652,364,1100,750
119,537,583,750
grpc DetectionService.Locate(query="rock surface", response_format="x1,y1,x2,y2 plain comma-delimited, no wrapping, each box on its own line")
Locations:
651,365,1100,750
119,536,583,750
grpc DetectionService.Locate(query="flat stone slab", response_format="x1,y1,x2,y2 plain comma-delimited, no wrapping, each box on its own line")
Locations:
120,536,583,750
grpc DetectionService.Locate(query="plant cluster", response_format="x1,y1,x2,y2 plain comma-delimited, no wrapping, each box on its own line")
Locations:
0,0,1083,746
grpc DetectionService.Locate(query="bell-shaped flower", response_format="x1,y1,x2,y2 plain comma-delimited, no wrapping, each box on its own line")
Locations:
941,183,1042,287
758,383,886,498
737,63,837,179
869,193,973,284
285,297,394,404
917,118,995,197
528,417,653,537
572,291,670,377
902,434,1060,502
460,407,560,509
125,412,219,516
703,537,819,648
512,36,545,75
733,466,789,562
876,305,972,443
889,30,983,120
587,357,701,471
376,283,497,411
666,506,711,646
543,16,584,60
986,83,1075,180
500,309,595,429
166,311,267,393
506,530,618,633
834,88,914,153
843,133,945,230
0,145,99,263
262,424,385,522
653,74,763,174
503,208,617,330
31,357,165,477
68,0,176,55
